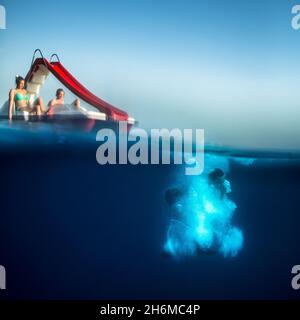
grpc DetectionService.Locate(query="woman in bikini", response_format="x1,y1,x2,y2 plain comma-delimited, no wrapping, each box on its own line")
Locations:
8,76,46,120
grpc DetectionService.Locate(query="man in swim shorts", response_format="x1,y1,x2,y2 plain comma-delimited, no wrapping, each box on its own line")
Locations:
47,88,80,115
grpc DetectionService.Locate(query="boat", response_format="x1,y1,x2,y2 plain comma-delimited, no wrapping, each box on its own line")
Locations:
0,49,136,130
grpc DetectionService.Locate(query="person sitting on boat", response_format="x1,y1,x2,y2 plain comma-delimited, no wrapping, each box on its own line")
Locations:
47,88,80,115
8,76,46,120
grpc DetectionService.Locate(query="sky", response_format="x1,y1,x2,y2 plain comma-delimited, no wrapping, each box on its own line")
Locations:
0,0,300,150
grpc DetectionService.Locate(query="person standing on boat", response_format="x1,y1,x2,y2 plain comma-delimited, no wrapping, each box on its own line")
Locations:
8,76,46,120
47,88,80,115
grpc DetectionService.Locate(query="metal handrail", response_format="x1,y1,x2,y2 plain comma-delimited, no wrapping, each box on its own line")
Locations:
50,53,61,63
30,49,47,68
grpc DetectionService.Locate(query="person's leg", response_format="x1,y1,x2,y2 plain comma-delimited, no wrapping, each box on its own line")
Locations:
34,96,46,115
19,105,34,113
47,105,55,115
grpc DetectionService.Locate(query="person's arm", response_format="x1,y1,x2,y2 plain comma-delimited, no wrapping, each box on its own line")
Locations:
8,89,15,120
46,99,55,115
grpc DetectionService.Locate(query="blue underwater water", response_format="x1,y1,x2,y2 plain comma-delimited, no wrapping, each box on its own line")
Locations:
0,120,300,299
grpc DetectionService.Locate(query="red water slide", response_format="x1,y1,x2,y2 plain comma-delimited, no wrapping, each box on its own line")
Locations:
26,57,129,121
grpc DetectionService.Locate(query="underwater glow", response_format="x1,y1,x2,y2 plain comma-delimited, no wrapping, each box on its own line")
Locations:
164,155,246,258
219,227,244,258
